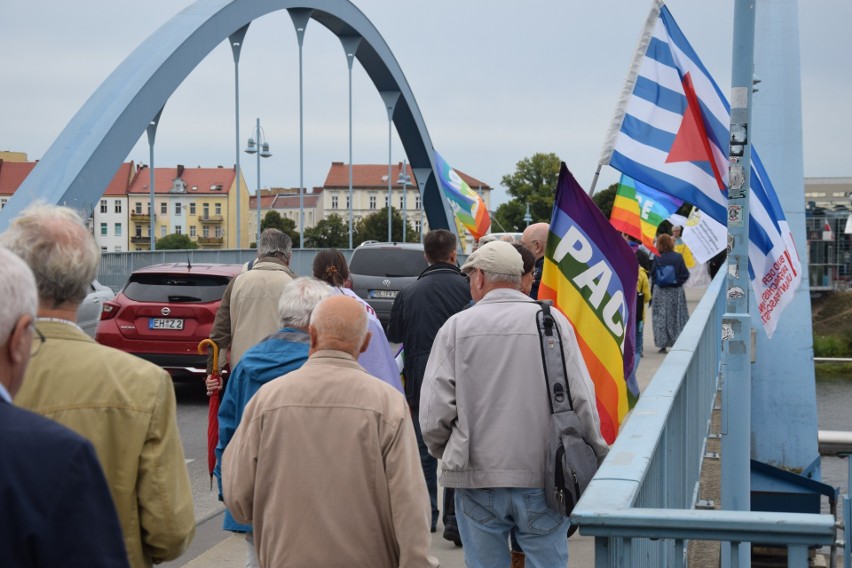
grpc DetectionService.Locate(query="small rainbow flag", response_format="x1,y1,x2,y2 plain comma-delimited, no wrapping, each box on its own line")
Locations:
610,174,683,253
434,151,491,241
540,164,639,444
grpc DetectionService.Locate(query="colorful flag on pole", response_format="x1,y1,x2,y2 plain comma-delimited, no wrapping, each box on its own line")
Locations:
434,151,491,241
610,173,683,253
598,1,801,338
540,163,639,444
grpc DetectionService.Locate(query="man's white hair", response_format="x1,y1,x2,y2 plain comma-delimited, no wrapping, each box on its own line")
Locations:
0,204,100,308
278,278,332,329
0,246,38,346
482,271,522,287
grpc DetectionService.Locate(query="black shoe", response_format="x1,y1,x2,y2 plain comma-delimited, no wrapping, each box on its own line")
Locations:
430,523,436,533
658,347,668,353
443,516,462,546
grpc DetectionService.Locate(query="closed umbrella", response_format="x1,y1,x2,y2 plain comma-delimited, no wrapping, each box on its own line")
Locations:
197,339,220,489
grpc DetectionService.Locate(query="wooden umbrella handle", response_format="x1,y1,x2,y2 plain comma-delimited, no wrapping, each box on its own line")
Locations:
197,339,219,372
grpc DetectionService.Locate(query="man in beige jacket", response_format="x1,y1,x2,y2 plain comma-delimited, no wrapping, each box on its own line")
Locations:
0,205,195,567
223,296,438,568
207,228,296,377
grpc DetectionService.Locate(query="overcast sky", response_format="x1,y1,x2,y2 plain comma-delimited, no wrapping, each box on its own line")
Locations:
2,1,849,208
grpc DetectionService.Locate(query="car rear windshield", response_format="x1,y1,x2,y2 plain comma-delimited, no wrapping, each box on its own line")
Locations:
350,249,427,277
123,274,232,303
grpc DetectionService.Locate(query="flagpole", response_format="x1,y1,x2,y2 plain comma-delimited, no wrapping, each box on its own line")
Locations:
720,1,756,566
588,164,603,196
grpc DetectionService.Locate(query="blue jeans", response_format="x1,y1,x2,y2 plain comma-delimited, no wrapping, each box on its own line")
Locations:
455,488,569,568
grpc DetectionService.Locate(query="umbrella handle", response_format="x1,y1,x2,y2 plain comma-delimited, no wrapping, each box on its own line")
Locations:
198,339,219,372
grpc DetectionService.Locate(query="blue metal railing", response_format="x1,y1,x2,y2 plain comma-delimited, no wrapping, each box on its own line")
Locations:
571,271,837,567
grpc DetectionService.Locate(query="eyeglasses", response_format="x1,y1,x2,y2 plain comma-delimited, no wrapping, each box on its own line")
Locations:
30,324,46,357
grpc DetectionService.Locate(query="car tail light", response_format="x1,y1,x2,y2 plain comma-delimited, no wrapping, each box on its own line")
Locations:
100,300,120,320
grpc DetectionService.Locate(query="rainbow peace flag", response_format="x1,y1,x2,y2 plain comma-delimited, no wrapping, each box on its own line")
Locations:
540,164,639,444
610,174,683,253
434,151,491,241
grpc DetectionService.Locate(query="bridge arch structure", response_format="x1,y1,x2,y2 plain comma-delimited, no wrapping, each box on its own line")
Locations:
0,0,455,238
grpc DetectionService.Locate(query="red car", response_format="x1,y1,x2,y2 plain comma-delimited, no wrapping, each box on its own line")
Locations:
96,263,243,378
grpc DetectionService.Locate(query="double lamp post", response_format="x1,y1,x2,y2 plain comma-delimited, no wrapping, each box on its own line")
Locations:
244,117,272,246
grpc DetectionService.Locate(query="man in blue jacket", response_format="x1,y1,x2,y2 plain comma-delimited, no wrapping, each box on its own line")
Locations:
0,246,128,567
210,277,331,567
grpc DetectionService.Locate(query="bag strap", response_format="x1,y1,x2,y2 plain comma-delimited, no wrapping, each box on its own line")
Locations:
535,300,575,414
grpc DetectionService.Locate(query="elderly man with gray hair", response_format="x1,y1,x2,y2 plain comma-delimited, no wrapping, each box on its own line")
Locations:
0,245,129,567
224,295,438,568
212,277,331,567
207,228,296,378
420,240,608,568
0,205,194,567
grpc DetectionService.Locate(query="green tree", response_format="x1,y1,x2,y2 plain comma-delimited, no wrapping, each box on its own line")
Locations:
260,211,300,247
499,152,562,226
492,201,527,233
156,233,198,250
354,207,418,245
304,213,350,248
591,183,618,219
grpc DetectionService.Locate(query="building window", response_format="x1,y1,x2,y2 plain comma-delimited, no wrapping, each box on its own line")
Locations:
415,219,422,233
101,247,107,252
114,246,121,252
215,203,222,216
215,227,223,238
100,223,108,236
175,202,182,216
369,195,377,210
189,203,196,216
203,226,210,238
175,225,182,235
203,203,210,218
135,226,142,238
160,226,166,237
160,203,167,215
415,195,422,210
346,195,350,209
189,226,196,237
331,195,338,209
135,202,142,214
399,195,404,209
114,200,122,214
114,223,122,236
385,196,389,208
100,200,108,214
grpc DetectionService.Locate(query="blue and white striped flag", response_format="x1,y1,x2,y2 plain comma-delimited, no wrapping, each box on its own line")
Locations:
599,0,801,338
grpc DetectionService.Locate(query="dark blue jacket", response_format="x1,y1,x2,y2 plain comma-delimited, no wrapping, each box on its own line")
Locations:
0,399,128,567
650,251,690,288
387,262,471,407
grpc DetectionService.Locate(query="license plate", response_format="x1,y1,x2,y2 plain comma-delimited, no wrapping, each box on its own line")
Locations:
149,318,184,330
370,289,398,299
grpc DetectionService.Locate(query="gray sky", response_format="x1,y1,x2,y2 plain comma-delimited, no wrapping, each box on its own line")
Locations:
2,1,849,210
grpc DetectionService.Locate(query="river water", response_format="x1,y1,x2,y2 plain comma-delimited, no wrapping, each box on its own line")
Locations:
817,373,851,518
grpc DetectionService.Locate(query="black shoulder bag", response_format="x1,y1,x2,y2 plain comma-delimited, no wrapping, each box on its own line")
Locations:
536,300,605,524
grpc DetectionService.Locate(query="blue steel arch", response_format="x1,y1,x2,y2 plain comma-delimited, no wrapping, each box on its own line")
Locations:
0,0,455,236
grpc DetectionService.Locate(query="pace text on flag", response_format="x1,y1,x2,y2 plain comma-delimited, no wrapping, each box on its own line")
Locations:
540,163,639,444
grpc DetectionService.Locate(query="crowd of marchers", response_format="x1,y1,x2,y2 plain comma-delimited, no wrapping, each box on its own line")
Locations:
0,203,613,568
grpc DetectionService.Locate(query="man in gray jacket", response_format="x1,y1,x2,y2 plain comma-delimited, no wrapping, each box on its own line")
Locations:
420,240,609,567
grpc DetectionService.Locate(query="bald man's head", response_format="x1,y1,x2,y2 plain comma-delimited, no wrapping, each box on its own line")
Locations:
521,222,550,261
308,296,371,358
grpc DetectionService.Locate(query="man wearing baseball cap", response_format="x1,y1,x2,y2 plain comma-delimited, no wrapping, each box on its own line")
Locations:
419,241,607,567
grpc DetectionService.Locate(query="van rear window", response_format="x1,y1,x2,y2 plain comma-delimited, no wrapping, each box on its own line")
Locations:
349,249,427,277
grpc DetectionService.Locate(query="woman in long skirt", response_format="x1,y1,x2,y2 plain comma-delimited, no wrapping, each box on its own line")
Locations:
650,234,691,353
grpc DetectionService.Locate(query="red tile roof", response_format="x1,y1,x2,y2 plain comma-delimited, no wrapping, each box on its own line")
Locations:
0,161,37,196
322,162,490,191
127,165,237,195
250,193,321,209
103,161,135,196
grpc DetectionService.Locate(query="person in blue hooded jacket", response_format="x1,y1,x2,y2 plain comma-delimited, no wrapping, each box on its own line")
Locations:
210,277,331,567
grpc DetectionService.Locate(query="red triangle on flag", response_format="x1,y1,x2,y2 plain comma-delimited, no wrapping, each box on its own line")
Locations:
665,72,725,191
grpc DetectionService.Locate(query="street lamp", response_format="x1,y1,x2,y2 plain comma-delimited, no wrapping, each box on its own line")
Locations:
523,202,532,227
397,159,411,243
244,118,272,246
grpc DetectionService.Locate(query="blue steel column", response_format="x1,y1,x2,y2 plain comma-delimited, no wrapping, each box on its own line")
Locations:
340,36,361,249
380,91,400,242
750,0,820,477
230,27,248,250
721,1,756,566
145,110,162,251
289,9,312,249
